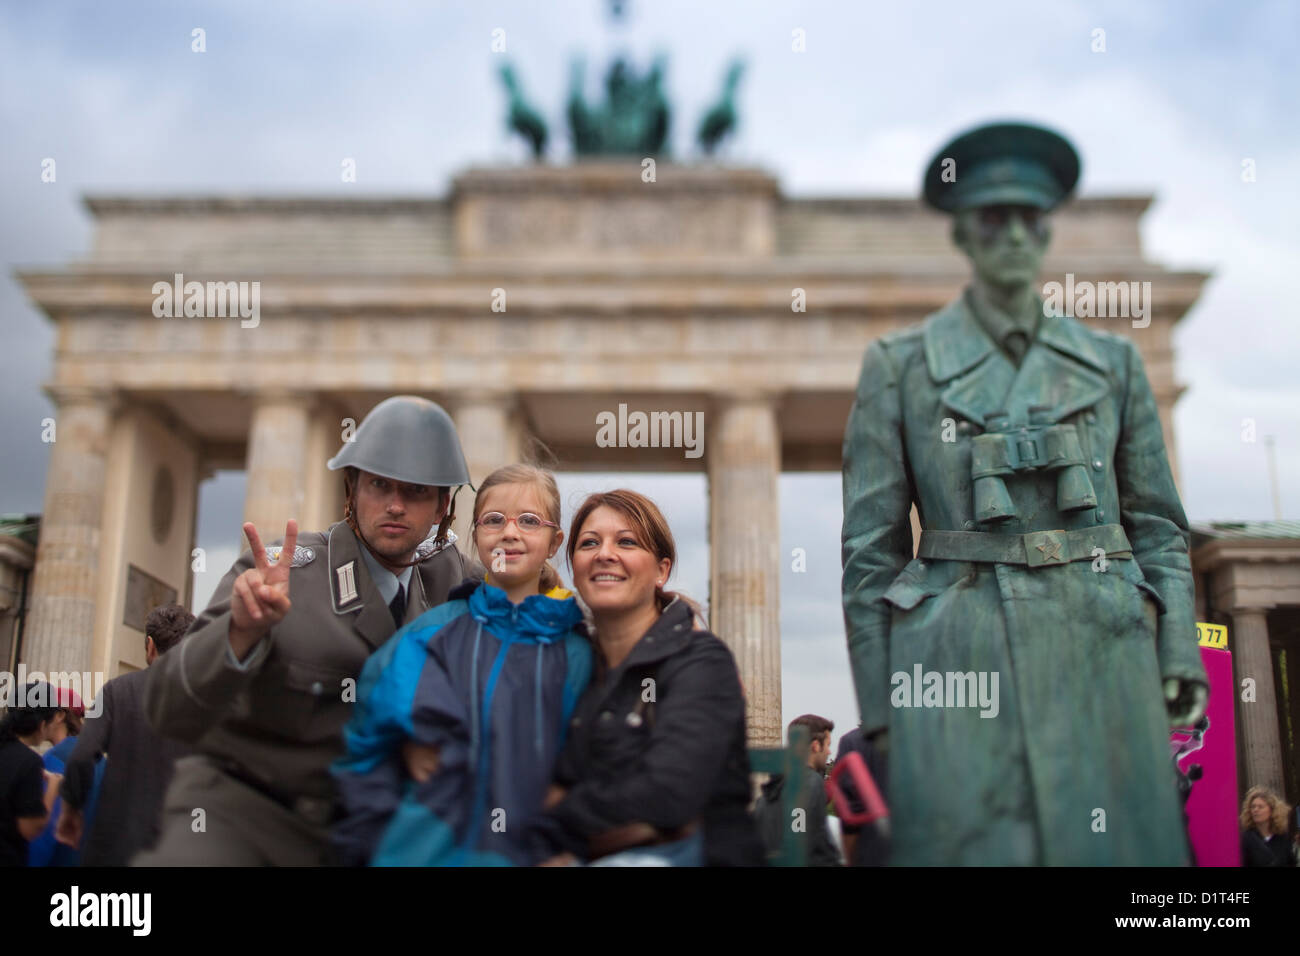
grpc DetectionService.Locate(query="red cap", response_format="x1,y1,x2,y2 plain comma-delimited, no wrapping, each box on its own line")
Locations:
54,686,85,717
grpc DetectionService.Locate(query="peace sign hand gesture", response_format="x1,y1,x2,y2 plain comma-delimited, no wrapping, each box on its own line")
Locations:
228,519,298,660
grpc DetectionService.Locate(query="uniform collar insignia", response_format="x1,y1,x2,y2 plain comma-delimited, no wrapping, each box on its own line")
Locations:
412,529,458,562
263,545,315,568
327,521,420,649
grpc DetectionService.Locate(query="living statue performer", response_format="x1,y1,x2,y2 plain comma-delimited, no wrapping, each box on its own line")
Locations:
840,122,1208,865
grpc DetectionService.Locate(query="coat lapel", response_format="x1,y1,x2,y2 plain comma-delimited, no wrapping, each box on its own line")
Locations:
1001,314,1111,424
925,297,1016,427
326,521,399,651
925,296,1110,427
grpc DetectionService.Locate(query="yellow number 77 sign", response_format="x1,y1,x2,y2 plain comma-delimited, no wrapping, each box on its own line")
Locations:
1196,622,1228,649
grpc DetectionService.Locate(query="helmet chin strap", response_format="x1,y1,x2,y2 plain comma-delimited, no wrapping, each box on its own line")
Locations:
343,482,462,570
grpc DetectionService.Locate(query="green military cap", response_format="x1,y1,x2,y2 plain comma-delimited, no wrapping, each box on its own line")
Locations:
923,121,1081,213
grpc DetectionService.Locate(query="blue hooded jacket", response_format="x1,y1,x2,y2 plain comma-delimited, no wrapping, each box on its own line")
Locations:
332,577,591,866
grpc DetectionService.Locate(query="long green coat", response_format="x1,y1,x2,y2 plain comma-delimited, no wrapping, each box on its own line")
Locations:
841,295,1206,866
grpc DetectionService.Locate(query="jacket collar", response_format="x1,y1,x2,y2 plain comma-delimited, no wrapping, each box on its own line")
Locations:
466,579,582,644
924,292,1110,426
611,598,697,669
326,521,401,651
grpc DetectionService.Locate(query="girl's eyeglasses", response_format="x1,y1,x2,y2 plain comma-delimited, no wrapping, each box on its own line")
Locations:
474,512,558,533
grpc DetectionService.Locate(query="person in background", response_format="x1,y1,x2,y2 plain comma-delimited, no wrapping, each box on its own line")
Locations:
57,604,196,865
27,686,85,866
832,723,890,866
0,682,65,866
530,489,764,867
754,714,841,866
1239,785,1295,867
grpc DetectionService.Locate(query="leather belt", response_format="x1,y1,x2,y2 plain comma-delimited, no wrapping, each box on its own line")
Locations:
216,760,341,828
917,524,1133,567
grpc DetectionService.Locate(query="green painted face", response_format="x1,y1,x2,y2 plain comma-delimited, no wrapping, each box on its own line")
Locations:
954,204,1051,290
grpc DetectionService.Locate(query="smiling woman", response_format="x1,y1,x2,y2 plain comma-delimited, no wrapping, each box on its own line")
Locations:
527,489,764,867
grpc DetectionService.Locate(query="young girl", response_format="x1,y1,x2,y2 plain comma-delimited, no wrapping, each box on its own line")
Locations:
332,464,592,866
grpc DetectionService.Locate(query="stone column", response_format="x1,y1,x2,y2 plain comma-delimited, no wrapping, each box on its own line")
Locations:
243,391,311,540
23,386,118,675
1232,605,1285,793
447,393,524,551
708,393,782,747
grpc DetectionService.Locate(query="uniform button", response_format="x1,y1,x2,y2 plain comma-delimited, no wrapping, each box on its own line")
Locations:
571,717,582,727
1085,412,1097,425
1092,459,1104,471
957,420,973,435
1096,510,1106,523
626,712,643,728
599,711,613,723
962,520,976,531
310,681,324,696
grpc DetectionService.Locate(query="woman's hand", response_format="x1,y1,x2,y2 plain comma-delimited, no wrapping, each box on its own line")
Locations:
402,741,441,783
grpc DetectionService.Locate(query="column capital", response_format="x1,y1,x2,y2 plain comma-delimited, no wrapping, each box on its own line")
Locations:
42,383,122,412
710,388,784,410
443,390,520,415
1230,603,1277,616
239,386,317,408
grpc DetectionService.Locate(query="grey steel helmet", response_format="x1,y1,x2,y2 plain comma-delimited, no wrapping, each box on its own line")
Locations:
327,396,471,488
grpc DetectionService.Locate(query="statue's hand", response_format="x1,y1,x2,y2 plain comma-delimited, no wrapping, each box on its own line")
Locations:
1164,678,1208,728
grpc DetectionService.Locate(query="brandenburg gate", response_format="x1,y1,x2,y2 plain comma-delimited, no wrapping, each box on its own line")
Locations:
17,163,1205,744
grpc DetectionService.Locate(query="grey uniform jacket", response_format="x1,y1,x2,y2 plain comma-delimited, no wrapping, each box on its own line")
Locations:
144,520,470,803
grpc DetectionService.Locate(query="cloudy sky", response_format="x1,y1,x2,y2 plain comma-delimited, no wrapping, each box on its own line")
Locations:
2,0,1296,746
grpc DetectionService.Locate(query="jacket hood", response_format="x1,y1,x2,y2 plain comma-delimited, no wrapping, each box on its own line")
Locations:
458,578,582,643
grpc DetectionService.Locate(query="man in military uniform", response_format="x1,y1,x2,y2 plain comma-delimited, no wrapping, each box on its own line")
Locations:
140,396,476,865
840,123,1208,865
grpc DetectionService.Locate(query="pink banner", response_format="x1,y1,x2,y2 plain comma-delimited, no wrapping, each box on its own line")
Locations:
1172,644,1239,867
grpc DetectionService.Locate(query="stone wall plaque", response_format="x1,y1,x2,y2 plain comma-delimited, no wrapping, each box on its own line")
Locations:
123,564,177,632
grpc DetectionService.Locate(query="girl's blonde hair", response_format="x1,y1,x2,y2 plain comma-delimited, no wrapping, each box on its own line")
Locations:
472,464,563,594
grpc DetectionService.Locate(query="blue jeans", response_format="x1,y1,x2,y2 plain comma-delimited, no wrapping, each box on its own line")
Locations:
589,831,704,867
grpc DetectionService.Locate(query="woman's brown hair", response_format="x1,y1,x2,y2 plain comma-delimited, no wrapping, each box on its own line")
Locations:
472,464,564,594
565,489,705,625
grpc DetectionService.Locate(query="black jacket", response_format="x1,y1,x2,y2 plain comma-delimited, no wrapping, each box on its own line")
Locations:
754,766,841,866
1241,828,1295,867
534,598,764,866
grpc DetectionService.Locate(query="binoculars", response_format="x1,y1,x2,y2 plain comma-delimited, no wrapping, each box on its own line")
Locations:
970,405,1098,525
